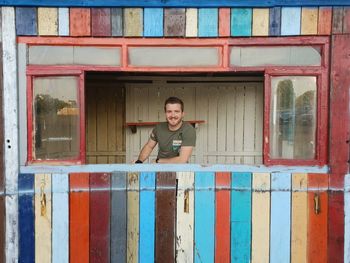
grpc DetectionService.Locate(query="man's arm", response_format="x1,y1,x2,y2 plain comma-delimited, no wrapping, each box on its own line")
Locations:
136,138,157,162
157,146,193,163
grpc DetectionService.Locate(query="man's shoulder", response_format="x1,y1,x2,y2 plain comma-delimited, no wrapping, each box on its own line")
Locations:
182,122,195,132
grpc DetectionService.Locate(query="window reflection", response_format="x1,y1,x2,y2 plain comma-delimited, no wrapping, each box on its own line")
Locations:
270,76,316,159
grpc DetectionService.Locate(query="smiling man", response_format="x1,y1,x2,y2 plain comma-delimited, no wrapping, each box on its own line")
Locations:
135,96,196,163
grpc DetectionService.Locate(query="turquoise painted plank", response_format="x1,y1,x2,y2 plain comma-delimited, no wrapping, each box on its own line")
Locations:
270,172,291,263
231,8,252,36
198,8,218,37
139,172,156,263
58,8,69,36
52,173,69,263
195,172,215,263
281,7,301,35
231,172,252,263
144,8,163,37
15,7,37,35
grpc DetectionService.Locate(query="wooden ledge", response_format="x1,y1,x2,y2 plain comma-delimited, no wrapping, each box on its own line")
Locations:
126,120,205,133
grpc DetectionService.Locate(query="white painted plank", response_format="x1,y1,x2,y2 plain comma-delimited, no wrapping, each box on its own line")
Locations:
254,83,263,164
244,85,256,164
234,85,244,164
58,8,69,36
2,7,19,263
195,85,205,163
18,43,27,166
345,174,350,263
207,87,218,163
217,86,227,163
226,85,236,163
186,8,198,37
176,172,194,262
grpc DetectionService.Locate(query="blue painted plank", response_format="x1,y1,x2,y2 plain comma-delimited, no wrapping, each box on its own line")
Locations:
18,173,35,263
198,8,218,37
194,172,215,263
270,172,291,263
58,8,69,36
269,7,281,36
144,8,163,37
281,7,301,35
52,173,69,263
231,8,252,36
4,0,350,7
15,7,37,36
139,172,156,263
231,172,252,263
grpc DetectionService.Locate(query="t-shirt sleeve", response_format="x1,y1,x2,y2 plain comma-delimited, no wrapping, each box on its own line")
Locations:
150,126,157,142
181,126,196,146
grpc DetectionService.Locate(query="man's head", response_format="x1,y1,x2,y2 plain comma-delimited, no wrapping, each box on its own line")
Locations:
164,97,185,129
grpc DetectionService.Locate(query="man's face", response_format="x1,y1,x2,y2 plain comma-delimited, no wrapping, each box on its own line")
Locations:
165,103,184,127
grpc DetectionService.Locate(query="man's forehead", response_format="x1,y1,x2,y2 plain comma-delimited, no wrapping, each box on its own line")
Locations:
165,103,182,110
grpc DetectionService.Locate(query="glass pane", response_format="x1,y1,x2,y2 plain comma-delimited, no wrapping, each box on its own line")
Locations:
33,76,80,160
270,76,317,159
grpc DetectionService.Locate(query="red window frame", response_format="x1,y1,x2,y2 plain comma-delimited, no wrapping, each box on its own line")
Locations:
26,69,86,164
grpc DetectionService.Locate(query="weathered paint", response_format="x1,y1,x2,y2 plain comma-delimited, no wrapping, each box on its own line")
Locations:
69,8,91,36
164,8,185,37
269,7,281,36
231,8,252,36
144,8,163,37
281,7,301,35
195,172,215,263
124,8,143,37
344,7,350,34
58,8,69,36
317,7,332,35
270,173,291,263
198,8,218,37
139,172,156,263
15,7,37,35
0,17,4,260
127,172,139,263
301,7,318,35
252,8,269,36
332,7,343,34
185,8,197,37
219,8,230,37
18,43,27,166
91,8,111,36
111,8,123,36
345,174,350,263
231,172,251,263
38,7,58,36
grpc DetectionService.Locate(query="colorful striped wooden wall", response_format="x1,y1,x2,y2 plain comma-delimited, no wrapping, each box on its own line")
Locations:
18,172,330,263
15,6,350,37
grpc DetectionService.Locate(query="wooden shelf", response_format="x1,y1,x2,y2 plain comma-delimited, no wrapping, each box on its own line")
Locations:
125,120,205,133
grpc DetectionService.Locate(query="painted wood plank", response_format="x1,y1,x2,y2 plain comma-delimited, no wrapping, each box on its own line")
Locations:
164,8,185,37
345,174,350,263
231,172,252,263
343,7,350,34
35,174,52,263
15,7,37,35
318,7,332,35
176,172,194,262
219,8,230,36
144,8,163,37
243,85,256,164
90,173,110,262
0,11,4,261
156,172,176,263
18,42,27,166
18,174,35,263
58,8,69,36
124,8,143,37
270,172,291,263
291,173,307,263
234,85,244,164
254,83,264,164
231,8,252,36
91,8,111,36
198,8,218,37
69,173,89,263
251,173,270,263
111,8,123,36
127,172,139,263
226,86,235,163
69,8,91,36
96,86,108,164
195,172,215,263
281,7,301,35
139,172,156,263
332,7,344,34
307,173,328,263
207,87,218,164
269,7,281,36
111,172,127,262
215,172,231,262
301,7,318,35
185,8,197,37
38,7,58,36
252,8,269,36
217,86,226,163
52,173,69,263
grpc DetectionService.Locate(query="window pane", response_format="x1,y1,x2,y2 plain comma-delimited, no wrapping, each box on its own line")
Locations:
33,76,80,160
270,76,317,159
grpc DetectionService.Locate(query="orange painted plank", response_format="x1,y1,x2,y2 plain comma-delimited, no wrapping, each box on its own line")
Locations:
215,172,231,262
70,173,90,263
69,8,91,36
318,7,332,35
219,8,230,37
307,173,328,263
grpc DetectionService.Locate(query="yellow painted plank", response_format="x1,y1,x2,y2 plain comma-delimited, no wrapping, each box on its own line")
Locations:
252,8,269,36
38,7,58,36
127,172,139,263
291,173,307,263
124,8,143,37
35,174,52,263
301,7,318,35
186,8,198,37
252,173,270,263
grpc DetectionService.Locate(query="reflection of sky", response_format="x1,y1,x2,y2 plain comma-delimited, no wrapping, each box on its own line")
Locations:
34,77,78,101
272,76,316,97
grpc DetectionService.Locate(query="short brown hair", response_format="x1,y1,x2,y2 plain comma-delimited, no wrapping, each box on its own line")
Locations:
164,96,184,112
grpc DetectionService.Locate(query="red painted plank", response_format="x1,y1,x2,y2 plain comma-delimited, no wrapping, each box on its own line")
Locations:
215,172,231,262
343,7,350,34
70,173,90,263
307,173,328,263
69,8,91,36
92,8,111,36
90,173,111,263
332,7,343,34
318,7,332,35
219,8,230,37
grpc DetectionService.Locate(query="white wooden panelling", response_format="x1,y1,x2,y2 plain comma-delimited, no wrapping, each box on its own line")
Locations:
244,85,256,164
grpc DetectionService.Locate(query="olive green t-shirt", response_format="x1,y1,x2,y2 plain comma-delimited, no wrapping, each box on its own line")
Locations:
150,122,196,159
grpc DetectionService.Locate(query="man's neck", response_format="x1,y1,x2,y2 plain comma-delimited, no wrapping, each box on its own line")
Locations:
168,120,183,131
